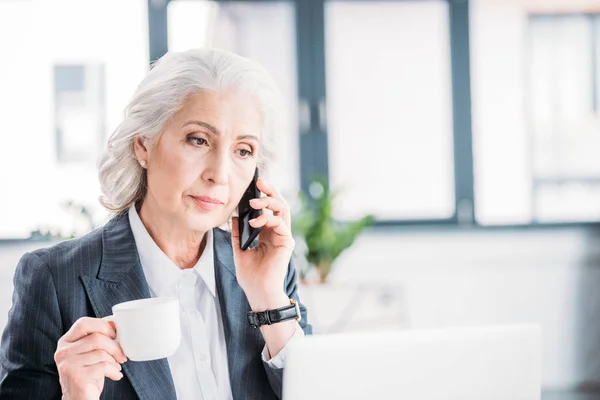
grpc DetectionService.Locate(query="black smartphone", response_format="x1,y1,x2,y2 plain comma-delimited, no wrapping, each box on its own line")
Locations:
238,168,262,250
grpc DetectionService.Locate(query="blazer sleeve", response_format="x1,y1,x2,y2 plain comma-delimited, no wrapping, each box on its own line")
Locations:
0,251,63,399
262,258,312,398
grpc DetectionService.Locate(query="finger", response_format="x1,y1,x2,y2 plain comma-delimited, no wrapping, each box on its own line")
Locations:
63,317,116,343
250,197,290,229
256,178,285,201
250,214,290,237
249,196,285,214
105,320,117,333
86,361,124,382
73,333,127,364
71,350,123,370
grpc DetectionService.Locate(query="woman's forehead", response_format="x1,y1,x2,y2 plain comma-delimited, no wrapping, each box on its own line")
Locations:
181,91,261,117
176,91,263,136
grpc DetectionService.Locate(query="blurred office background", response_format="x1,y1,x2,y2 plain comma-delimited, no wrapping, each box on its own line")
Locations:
2,0,600,397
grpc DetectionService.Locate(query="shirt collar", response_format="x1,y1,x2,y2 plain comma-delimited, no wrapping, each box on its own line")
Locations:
128,204,216,298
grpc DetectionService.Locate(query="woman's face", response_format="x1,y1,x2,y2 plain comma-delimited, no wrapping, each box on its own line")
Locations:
135,91,262,233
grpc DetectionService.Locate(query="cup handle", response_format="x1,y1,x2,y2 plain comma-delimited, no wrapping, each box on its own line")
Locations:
102,315,120,343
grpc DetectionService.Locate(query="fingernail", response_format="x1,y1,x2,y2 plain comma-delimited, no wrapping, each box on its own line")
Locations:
249,198,259,203
118,372,124,380
117,364,122,371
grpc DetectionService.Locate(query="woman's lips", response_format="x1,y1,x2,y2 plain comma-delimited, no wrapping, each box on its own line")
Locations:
191,196,224,211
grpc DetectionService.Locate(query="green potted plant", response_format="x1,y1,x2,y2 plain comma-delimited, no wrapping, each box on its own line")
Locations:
292,176,374,284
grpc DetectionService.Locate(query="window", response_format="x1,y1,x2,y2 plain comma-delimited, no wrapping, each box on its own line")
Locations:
54,64,106,163
4,0,599,241
325,1,455,221
528,15,600,222
0,0,148,238
471,0,600,225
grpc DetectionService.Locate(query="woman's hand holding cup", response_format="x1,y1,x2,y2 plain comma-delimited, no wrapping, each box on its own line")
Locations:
54,316,127,400
54,297,180,399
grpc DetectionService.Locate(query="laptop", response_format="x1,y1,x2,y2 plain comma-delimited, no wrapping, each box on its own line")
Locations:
283,324,542,400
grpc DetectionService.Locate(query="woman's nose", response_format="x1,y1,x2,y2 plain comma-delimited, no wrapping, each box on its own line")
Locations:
202,151,229,185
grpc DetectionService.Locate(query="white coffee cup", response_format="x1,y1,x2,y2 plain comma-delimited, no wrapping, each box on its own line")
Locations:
103,297,181,362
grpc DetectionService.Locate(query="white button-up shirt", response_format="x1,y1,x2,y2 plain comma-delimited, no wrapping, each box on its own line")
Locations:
128,205,301,400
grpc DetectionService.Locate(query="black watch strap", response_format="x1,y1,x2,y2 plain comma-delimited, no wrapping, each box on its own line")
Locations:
247,299,301,328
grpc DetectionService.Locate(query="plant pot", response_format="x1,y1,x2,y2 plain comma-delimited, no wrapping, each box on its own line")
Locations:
297,261,334,285
316,260,333,284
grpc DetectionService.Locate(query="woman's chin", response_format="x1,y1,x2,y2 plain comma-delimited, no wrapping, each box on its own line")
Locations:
185,208,224,231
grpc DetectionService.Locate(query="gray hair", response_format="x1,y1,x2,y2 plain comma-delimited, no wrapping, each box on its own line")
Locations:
98,48,282,214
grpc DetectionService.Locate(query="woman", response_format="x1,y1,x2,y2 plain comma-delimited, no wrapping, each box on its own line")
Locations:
0,48,311,400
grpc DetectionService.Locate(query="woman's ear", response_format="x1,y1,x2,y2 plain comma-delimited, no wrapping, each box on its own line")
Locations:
133,135,149,162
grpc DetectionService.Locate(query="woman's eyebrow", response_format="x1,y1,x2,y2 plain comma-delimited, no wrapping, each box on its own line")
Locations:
182,120,220,135
237,134,260,141
183,120,260,141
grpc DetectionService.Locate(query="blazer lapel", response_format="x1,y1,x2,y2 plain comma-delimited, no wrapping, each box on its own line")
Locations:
213,228,267,399
81,213,177,400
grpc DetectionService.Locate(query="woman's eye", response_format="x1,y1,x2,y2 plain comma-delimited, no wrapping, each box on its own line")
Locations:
188,137,207,146
236,148,253,158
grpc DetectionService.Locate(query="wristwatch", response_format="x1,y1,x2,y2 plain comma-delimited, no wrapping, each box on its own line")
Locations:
247,298,301,328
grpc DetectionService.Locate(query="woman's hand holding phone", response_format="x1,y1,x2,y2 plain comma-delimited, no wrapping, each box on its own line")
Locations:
231,177,295,311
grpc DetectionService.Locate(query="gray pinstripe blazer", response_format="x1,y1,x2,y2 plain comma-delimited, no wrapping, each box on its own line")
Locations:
0,212,311,399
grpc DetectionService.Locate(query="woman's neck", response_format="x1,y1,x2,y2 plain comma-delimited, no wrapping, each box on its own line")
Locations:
137,200,207,270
